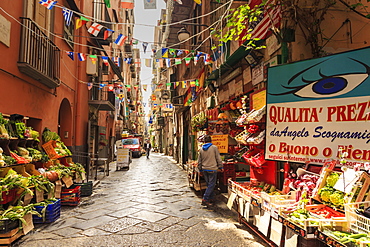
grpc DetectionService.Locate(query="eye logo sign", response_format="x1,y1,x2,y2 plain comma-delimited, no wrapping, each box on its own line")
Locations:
266,47,370,166
267,48,370,104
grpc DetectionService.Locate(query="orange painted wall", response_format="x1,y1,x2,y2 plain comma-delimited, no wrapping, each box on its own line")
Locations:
0,1,89,148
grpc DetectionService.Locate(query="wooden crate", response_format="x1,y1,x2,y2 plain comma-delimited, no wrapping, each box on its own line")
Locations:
0,228,23,245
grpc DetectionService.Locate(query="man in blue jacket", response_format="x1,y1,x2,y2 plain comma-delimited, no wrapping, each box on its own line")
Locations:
197,135,223,207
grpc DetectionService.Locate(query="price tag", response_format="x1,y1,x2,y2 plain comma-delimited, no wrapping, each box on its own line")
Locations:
62,176,73,188
22,213,34,235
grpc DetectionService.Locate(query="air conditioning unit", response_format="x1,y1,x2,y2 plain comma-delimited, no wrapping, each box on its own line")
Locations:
86,58,98,75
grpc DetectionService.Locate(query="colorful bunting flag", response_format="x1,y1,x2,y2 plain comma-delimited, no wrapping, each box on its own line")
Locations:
185,57,191,66
190,80,196,87
169,49,176,57
101,56,109,66
113,57,120,67
131,39,139,45
156,59,163,68
104,0,111,7
175,58,182,65
66,51,74,60
104,29,114,40
78,53,86,61
165,58,171,67
75,17,90,30
88,23,103,36
145,59,151,67
62,7,73,26
143,85,147,91
194,56,198,65
162,48,169,58
89,55,98,64
115,34,127,46
121,0,134,9
177,50,184,56
87,83,93,90
39,0,57,10
182,81,187,88
142,42,148,53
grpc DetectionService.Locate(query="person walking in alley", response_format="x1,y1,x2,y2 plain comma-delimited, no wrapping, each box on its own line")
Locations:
144,140,151,159
197,135,223,207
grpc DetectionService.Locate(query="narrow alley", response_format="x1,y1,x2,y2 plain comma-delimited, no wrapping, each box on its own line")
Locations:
14,153,268,247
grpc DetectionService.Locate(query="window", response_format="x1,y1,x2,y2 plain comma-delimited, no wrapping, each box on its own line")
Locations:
122,139,139,145
93,0,103,21
63,19,74,49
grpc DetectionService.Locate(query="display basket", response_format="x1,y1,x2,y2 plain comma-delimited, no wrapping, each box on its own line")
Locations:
0,219,19,234
33,199,61,223
0,189,17,205
73,181,92,197
345,201,370,235
278,211,320,238
61,185,80,206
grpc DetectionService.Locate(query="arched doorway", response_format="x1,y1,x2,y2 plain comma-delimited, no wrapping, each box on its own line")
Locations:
58,98,72,147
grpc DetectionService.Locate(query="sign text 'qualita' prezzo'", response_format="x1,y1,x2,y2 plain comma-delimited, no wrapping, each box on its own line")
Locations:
269,106,321,125
269,101,370,125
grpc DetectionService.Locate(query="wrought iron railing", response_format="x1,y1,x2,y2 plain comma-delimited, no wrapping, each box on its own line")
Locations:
18,17,60,88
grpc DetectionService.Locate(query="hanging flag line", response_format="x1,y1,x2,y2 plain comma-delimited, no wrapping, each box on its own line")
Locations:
1,5,224,62
50,0,231,29
38,2,214,60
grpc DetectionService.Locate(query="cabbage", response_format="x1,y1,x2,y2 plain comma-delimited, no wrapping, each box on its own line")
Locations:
319,186,334,202
330,191,344,206
326,172,340,187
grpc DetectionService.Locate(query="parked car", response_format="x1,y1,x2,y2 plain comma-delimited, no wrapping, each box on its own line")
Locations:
121,137,142,158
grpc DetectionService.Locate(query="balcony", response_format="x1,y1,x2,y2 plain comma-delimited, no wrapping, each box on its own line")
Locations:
17,18,60,89
88,90,115,111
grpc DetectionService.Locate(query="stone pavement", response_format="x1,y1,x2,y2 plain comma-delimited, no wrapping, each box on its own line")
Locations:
13,153,268,247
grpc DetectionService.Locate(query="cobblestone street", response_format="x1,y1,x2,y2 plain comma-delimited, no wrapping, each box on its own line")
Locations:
14,153,268,247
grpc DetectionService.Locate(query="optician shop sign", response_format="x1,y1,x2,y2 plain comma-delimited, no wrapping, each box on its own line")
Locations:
266,47,370,167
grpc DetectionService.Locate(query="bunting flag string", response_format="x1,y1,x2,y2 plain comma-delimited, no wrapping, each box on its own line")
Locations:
37,1,215,63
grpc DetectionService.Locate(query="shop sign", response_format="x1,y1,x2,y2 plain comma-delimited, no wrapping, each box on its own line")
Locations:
252,64,264,85
222,67,241,85
266,47,370,167
210,134,228,153
0,14,10,47
250,89,266,111
243,67,252,84
235,80,243,97
266,35,281,56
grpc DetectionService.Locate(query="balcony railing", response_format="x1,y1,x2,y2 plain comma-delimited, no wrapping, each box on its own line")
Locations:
17,17,60,88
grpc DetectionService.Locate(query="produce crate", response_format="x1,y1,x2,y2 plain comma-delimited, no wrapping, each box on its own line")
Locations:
61,185,80,206
32,199,61,223
345,201,370,235
219,163,236,185
0,189,17,204
73,181,93,197
0,228,23,245
0,220,19,234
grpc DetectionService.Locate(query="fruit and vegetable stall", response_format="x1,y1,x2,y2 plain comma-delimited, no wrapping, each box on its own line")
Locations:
227,158,370,247
0,113,92,245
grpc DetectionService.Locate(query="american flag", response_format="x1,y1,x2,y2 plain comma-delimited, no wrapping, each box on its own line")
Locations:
240,0,281,43
62,7,73,26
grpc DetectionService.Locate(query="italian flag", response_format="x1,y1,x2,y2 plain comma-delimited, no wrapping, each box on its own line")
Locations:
121,0,134,9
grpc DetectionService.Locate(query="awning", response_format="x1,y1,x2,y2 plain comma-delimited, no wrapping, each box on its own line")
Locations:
89,100,115,111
